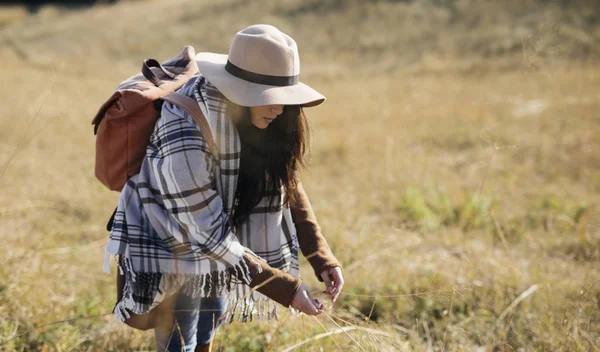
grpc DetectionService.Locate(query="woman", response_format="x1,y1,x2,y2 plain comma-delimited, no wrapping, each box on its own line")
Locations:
104,24,343,351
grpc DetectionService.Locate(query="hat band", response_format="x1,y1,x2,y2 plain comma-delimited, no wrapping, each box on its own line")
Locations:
225,60,298,87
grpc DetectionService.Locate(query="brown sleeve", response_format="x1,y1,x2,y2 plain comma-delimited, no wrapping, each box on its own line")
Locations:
239,251,302,308
290,182,342,282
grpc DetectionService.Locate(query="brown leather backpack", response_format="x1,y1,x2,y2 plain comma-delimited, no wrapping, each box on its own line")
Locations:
92,46,214,192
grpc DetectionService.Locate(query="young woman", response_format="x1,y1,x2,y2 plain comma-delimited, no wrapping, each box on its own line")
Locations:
104,24,343,351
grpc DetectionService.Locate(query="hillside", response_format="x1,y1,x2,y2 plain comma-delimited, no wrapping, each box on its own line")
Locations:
1,0,600,75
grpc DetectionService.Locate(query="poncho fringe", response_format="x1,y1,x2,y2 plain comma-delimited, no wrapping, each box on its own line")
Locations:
103,246,281,324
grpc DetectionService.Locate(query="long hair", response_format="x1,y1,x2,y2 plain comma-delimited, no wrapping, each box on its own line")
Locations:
227,101,309,229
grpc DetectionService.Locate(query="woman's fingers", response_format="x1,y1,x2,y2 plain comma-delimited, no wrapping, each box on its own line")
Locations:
329,267,345,303
320,267,344,302
301,290,320,315
305,288,323,313
320,270,334,294
292,283,322,315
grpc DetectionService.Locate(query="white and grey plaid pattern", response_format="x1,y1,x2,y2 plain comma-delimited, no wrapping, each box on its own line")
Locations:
104,75,299,323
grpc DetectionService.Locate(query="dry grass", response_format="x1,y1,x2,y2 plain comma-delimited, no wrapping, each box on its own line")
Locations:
0,0,599,351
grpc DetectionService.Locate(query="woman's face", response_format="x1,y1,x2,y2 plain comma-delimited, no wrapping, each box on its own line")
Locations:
249,104,285,129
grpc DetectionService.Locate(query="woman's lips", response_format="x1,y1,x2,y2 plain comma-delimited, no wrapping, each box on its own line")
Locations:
264,117,275,123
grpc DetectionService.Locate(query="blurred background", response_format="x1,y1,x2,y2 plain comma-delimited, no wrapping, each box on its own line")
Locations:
0,0,598,351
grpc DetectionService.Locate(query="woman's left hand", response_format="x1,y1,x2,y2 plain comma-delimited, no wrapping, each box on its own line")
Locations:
320,266,344,303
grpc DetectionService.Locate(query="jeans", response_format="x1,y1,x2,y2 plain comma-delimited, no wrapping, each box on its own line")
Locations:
154,292,229,352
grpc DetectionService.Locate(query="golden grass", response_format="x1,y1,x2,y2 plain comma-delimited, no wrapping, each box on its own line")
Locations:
0,0,599,351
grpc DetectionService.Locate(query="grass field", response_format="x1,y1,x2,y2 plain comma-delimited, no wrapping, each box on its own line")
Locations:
0,0,599,351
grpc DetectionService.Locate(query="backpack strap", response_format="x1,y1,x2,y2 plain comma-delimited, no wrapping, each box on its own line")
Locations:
162,92,216,156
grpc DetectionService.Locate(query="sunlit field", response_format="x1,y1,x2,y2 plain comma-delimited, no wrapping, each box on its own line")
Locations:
0,0,598,351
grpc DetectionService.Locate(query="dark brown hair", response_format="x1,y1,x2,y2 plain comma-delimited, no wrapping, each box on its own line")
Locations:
227,101,309,229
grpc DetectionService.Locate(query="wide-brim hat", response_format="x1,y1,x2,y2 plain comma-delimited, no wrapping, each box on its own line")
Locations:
196,24,325,108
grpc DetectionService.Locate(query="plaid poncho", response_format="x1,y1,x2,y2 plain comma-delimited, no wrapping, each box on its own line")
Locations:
103,75,300,323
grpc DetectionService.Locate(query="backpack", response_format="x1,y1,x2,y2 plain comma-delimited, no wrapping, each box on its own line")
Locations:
91,46,215,192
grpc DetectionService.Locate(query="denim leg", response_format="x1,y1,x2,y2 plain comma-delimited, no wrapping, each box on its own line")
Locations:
196,295,229,346
154,293,228,352
154,291,199,352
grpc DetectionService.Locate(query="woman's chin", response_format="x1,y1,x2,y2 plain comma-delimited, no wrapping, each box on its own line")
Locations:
251,122,270,129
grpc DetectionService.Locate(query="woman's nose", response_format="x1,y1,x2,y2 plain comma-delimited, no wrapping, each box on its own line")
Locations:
271,105,284,115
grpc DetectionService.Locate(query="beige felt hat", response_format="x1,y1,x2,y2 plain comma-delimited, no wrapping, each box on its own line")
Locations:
196,24,325,108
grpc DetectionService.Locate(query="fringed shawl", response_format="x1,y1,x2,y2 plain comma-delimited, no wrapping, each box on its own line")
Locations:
104,75,300,323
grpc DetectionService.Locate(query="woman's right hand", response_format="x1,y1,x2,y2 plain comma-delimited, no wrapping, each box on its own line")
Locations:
291,282,323,315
